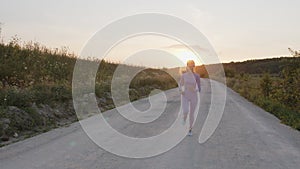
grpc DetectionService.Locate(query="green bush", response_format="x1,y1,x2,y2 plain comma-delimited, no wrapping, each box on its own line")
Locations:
226,68,300,131
260,73,272,98
50,85,72,102
0,88,32,108
0,85,72,108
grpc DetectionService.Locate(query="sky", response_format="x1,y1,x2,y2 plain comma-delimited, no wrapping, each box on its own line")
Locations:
0,0,299,67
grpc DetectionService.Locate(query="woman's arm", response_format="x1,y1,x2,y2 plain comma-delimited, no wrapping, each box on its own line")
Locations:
196,74,201,92
179,75,184,94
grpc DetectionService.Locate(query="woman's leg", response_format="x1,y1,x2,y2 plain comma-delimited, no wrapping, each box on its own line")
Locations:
181,95,189,122
189,94,197,129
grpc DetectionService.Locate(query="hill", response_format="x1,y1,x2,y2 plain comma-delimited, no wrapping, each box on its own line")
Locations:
0,41,177,145
223,57,300,75
222,57,300,130
170,56,300,130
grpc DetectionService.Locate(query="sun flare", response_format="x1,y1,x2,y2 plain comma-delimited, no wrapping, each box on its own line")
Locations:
174,50,201,66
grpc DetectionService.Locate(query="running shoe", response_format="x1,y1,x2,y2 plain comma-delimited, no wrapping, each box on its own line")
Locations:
188,129,192,136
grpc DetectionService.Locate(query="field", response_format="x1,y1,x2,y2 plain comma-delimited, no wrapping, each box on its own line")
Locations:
0,40,178,145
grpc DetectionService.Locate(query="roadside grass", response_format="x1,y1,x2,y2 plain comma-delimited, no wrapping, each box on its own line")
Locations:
226,74,300,131
0,40,179,143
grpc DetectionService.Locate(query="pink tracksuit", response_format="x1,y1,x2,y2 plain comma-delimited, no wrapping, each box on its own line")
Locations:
179,72,201,129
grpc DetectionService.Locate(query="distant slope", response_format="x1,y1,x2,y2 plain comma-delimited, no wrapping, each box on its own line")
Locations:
179,56,300,77
222,57,299,74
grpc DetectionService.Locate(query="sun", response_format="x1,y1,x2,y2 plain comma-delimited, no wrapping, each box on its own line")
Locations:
175,50,201,66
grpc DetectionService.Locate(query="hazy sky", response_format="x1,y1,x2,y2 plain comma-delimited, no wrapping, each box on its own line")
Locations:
0,0,299,67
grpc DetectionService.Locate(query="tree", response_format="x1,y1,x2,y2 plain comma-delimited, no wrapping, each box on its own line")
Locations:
225,68,236,78
260,73,272,98
280,66,300,109
288,48,300,57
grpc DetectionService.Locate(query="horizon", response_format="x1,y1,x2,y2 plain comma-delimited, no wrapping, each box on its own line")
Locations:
0,34,294,69
0,37,293,69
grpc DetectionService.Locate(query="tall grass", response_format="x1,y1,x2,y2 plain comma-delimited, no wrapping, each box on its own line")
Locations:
0,39,178,139
226,58,300,130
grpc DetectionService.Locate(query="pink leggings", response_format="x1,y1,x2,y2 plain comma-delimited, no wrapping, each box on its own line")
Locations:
181,93,198,129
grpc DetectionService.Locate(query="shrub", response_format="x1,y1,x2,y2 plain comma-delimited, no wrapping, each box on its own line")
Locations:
0,88,32,108
260,73,272,98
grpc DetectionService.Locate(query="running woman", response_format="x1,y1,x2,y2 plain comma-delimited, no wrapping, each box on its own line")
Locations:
179,60,201,136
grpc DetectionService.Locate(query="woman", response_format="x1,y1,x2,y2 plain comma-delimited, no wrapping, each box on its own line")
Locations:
179,60,201,136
